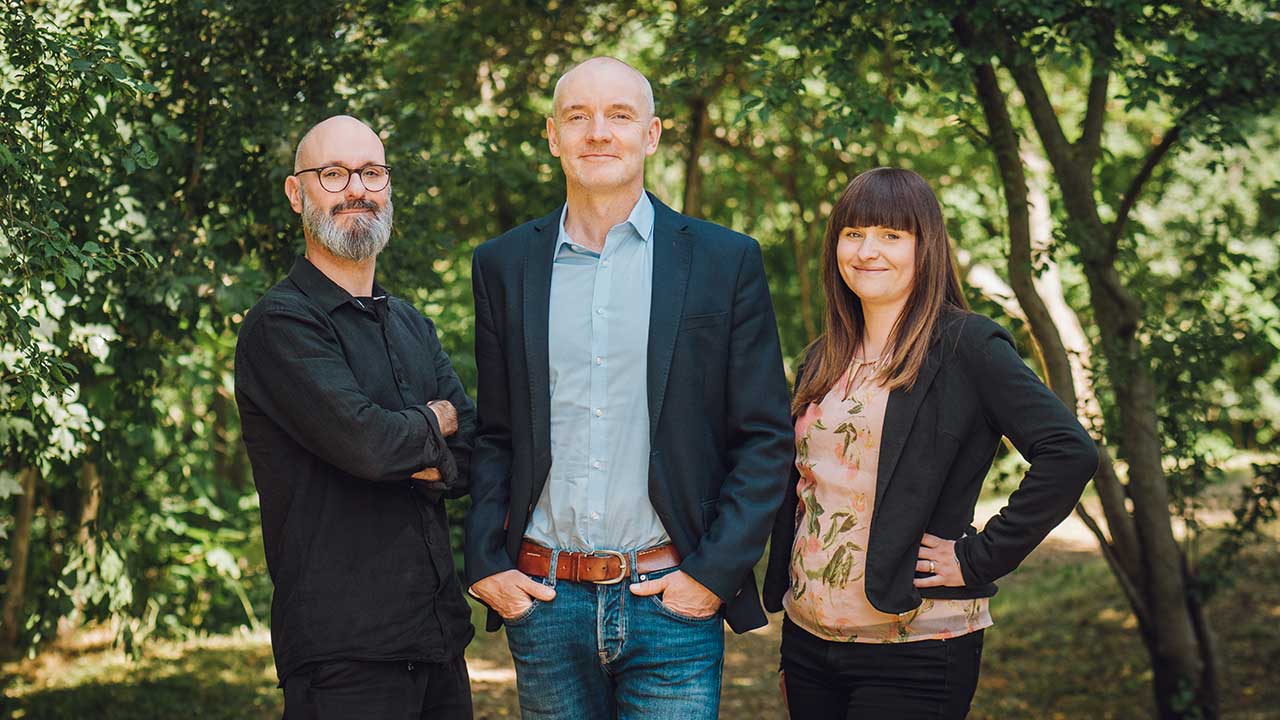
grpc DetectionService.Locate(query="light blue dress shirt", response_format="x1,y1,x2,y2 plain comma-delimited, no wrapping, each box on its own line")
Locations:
525,191,670,553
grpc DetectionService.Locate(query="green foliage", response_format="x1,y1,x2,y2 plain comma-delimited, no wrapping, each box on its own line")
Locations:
0,1,156,427
1,1,1278,680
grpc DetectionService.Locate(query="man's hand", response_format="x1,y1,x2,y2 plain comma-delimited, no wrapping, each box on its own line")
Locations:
628,570,721,619
428,399,458,437
469,569,556,620
411,467,442,482
912,533,966,588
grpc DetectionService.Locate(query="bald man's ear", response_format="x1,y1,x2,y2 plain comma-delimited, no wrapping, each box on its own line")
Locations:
644,115,662,156
546,116,561,157
284,175,303,214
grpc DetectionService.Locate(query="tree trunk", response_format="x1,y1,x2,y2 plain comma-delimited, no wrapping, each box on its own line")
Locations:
788,218,818,343
1085,267,1217,718
66,460,104,623
1018,66,1218,720
1,467,38,656
1020,150,1145,585
682,95,708,218
213,384,249,492
954,14,1220,716
77,461,102,553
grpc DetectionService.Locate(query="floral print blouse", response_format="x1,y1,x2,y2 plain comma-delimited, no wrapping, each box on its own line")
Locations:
784,360,992,643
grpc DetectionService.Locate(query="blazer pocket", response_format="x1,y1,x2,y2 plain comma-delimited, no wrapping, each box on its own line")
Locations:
701,498,720,531
680,311,727,331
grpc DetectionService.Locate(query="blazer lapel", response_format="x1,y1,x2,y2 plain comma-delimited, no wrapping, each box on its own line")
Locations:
523,206,561,494
873,341,945,511
646,195,693,441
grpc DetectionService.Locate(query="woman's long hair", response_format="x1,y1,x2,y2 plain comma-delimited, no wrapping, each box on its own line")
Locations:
792,167,968,415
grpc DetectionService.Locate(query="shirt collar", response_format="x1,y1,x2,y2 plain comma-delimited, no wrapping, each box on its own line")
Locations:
555,190,654,254
287,255,387,314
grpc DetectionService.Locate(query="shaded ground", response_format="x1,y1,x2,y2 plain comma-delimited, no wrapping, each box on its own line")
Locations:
4,534,1278,719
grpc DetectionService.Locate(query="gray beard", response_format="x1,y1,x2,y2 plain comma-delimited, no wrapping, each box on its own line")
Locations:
302,193,393,262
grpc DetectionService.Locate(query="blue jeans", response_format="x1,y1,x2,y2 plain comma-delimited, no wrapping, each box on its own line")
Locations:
503,558,724,720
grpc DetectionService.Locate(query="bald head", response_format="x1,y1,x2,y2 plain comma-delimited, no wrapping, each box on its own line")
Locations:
285,114,393,264
294,115,384,172
552,57,655,117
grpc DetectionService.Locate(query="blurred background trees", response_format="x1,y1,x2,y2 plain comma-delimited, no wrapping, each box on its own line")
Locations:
3,1,1277,717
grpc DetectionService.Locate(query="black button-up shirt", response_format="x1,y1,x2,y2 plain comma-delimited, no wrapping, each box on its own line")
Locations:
234,257,475,685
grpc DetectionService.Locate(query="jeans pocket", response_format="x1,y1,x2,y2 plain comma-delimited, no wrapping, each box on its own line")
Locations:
502,577,552,627
650,595,720,623
501,599,541,627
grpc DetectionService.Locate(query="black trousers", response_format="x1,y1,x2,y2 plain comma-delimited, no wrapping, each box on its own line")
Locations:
283,655,472,720
780,615,984,720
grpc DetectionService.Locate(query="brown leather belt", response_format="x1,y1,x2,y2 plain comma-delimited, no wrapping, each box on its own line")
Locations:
517,540,681,584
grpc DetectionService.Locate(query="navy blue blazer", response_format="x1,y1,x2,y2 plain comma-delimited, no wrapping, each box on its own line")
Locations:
465,194,794,633
764,311,1099,615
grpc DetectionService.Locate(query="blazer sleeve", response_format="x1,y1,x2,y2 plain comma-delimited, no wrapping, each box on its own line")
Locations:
953,319,1100,586
678,239,795,603
463,249,519,586
763,350,814,612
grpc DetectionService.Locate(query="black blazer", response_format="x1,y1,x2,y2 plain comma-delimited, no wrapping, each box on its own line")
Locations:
465,194,794,633
763,310,1098,615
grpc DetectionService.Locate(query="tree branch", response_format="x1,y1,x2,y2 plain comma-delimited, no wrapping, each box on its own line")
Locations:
1109,122,1184,251
986,20,1107,247
959,11,1146,594
1079,55,1109,162
1075,501,1152,628
956,16,1076,407
1091,444,1145,583
992,35,1074,173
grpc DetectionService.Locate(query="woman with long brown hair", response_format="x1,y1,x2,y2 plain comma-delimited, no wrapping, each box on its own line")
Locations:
763,168,1097,718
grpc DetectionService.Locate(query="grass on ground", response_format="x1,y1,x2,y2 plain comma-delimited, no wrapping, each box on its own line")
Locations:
4,534,1278,719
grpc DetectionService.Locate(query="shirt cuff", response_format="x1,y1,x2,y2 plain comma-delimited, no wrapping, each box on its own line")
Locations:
411,404,459,489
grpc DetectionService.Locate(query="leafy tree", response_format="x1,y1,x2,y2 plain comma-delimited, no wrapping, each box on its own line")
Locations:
0,0,157,655
3,8,1277,720
702,1,1280,716
1,0,414,655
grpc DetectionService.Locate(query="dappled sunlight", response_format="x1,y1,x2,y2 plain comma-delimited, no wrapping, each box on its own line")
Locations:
1095,607,1138,629
5,539,1277,719
465,657,517,684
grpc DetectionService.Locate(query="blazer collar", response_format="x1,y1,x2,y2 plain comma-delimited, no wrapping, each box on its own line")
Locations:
522,207,562,472
645,194,693,441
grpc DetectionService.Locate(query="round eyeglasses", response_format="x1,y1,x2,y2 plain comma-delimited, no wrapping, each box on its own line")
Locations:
295,164,391,193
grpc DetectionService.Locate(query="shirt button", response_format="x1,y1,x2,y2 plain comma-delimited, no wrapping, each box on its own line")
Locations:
601,260,610,268
595,356,603,365
595,308,604,316
591,512,600,520
592,460,601,469
594,408,603,417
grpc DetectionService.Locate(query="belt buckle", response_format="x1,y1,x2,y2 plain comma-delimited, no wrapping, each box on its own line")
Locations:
589,549,628,585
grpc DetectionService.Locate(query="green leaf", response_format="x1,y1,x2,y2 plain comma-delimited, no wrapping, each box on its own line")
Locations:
62,257,84,280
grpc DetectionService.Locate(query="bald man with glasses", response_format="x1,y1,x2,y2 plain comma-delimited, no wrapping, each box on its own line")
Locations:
235,115,476,719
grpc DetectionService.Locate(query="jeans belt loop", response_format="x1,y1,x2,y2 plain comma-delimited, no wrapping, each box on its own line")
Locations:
547,548,560,588
628,549,641,583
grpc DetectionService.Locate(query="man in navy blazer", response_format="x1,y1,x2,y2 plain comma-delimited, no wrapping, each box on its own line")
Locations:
464,57,793,718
